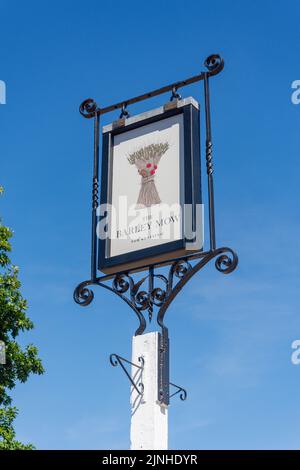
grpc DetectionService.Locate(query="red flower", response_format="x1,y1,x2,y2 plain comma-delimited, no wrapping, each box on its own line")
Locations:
146,163,152,168
150,169,155,175
154,165,157,169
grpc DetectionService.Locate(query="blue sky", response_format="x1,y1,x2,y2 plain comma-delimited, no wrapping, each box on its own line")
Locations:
1,0,300,449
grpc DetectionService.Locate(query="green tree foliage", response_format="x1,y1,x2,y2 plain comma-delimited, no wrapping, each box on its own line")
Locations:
0,188,44,449
0,408,34,450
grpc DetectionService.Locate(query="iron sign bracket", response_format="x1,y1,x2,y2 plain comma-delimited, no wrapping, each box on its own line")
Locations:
74,54,238,407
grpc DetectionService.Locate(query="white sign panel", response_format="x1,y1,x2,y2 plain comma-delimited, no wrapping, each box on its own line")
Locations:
110,113,183,257
99,97,202,273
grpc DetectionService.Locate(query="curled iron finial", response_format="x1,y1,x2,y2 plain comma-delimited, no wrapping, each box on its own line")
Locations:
113,274,130,294
109,353,119,367
73,275,147,336
169,382,187,401
134,291,149,310
79,98,99,118
73,280,94,306
173,259,192,279
204,54,224,76
215,248,238,274
150,287,166,306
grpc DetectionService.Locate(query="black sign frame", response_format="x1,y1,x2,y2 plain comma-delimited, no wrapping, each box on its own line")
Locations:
98,98,202,274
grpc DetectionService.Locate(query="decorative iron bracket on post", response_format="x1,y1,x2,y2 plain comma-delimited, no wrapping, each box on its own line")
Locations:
109,353,144,396
74,54,238,407
170,383,187,401
109,352,187,403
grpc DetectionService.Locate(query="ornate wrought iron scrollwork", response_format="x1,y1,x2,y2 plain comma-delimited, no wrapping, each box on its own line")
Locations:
111,271,169,320
74,247,238,337
157,247,238,334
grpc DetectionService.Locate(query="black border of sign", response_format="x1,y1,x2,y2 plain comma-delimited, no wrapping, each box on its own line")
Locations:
98,100,202,273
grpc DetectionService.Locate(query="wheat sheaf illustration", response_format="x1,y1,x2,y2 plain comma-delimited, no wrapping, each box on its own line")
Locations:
127,142,169,207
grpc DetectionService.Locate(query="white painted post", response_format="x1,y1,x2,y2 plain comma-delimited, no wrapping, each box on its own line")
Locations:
130,332,168,450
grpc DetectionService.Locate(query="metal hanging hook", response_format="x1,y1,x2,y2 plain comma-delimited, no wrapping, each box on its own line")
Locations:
170,86,181,101
120,103,130,119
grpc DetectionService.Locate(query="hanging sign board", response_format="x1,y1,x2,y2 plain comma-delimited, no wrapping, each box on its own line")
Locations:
98,97,203,274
